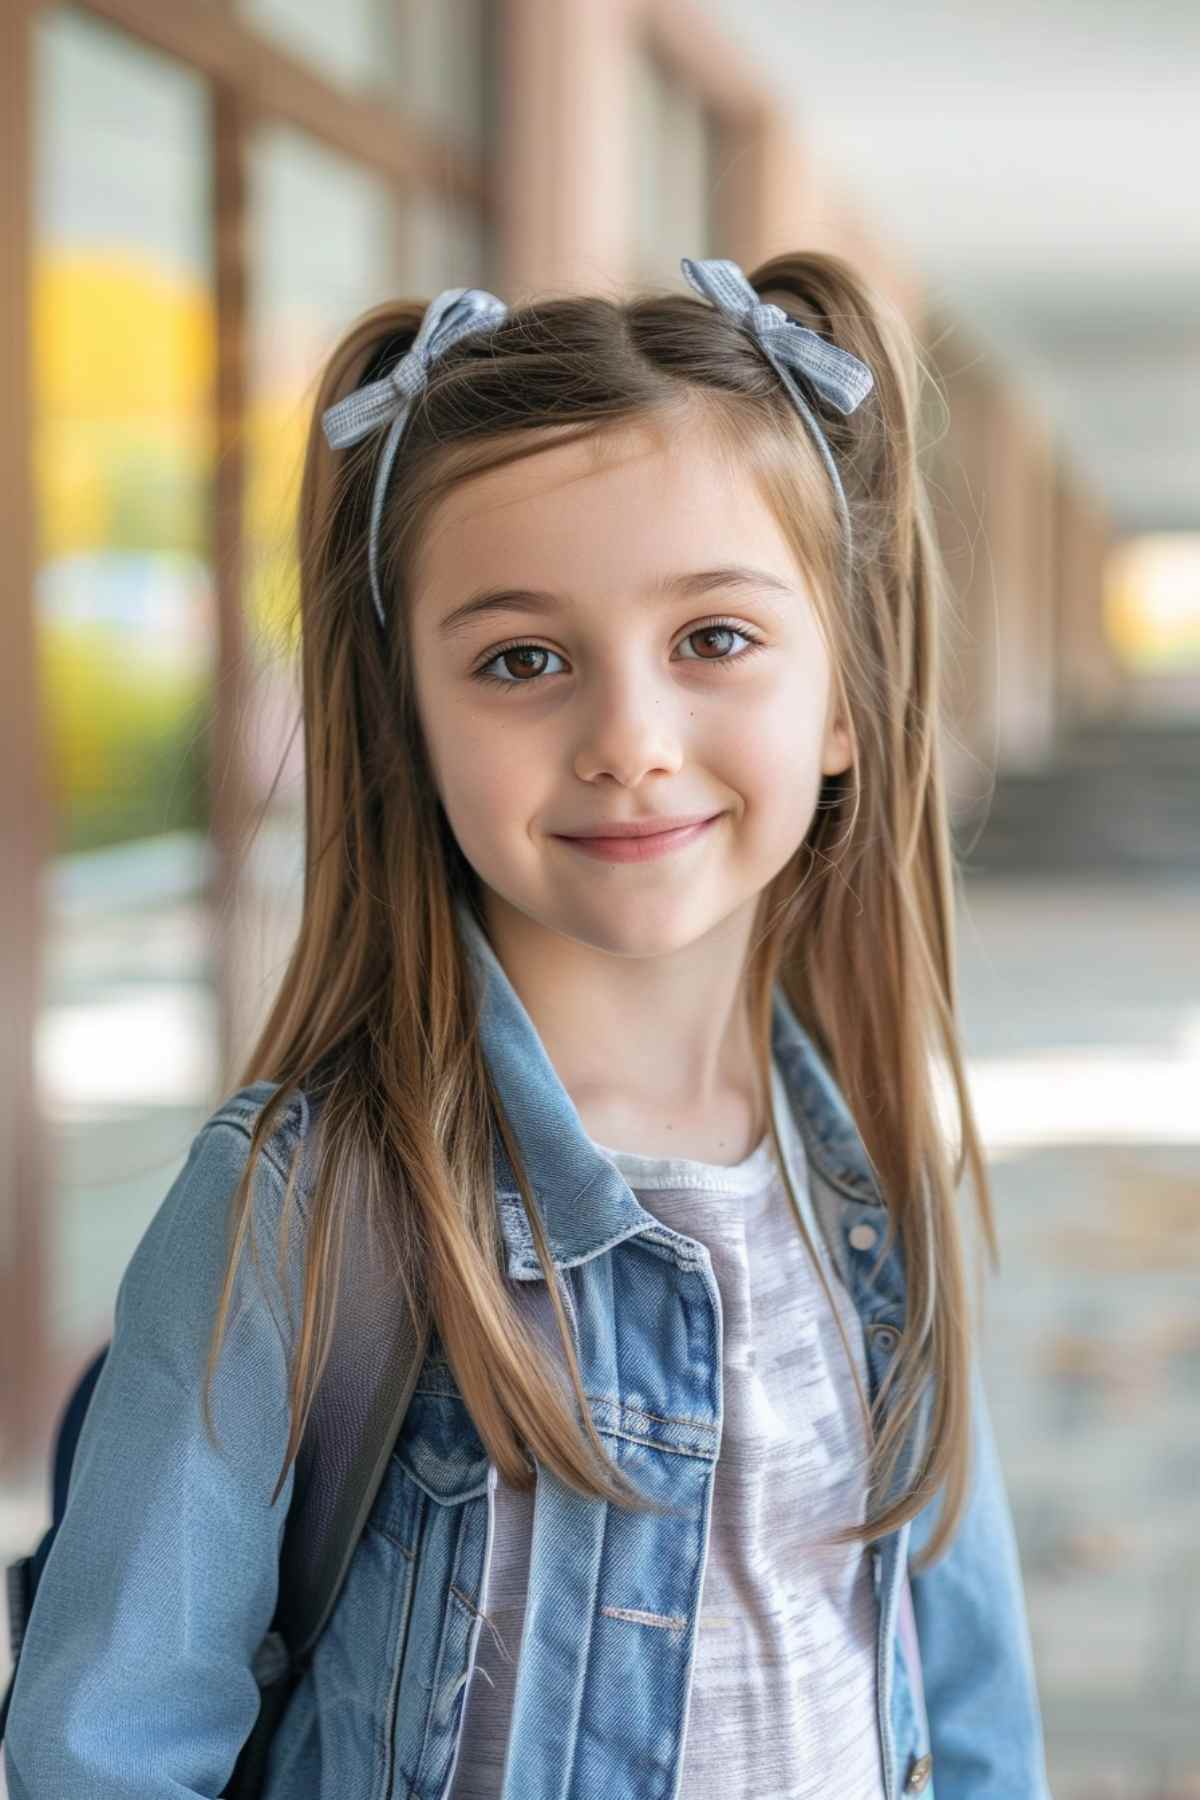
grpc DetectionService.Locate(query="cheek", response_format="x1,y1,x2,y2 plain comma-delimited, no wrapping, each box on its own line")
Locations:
435,717,542,843
723,686,829,856
728,682,828,787
410,669,507,819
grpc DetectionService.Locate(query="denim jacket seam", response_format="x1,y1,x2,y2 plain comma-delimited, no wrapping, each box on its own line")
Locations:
202,1110,311,1219
587,1393,715,1433
592,1423,716,1462
784,1103,886,1212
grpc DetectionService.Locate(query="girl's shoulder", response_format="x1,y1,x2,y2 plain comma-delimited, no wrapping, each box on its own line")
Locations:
201,1078,315,1194
118,1080,320,1330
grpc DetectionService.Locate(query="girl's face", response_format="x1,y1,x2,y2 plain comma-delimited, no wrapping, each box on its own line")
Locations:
408,414,852,962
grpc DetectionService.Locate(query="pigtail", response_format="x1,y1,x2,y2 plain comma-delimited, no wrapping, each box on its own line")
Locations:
745,251,991,1570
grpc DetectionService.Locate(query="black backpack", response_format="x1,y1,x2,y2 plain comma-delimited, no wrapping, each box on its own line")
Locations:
0,1110,431,1799
3,1345,110,1728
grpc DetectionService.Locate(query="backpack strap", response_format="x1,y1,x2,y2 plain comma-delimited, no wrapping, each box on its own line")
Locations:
278,1289,430,1663
221,1092,433,1797
222,1303,430,1798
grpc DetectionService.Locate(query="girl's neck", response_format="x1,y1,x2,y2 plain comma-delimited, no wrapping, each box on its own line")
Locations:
573,1070,770,1167
480,888,766,1155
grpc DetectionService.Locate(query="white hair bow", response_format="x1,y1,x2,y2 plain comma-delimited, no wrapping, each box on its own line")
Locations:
681,257,874,571
321,285,508,627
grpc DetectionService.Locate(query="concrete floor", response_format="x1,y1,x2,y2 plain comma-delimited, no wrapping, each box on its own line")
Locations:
3,870,1198,1796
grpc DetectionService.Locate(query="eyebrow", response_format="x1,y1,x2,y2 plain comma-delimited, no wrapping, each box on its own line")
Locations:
435,565,799,640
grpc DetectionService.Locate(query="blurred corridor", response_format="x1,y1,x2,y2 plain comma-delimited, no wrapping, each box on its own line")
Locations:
958,872,1200,1796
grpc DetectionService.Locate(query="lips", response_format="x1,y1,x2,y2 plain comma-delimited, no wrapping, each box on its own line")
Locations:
554,813,722,862
559,812,719,840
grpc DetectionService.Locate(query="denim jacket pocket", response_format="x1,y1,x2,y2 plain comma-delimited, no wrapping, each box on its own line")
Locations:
391,1384,493,1507
266,1376,495,1800
353,1363,496,1800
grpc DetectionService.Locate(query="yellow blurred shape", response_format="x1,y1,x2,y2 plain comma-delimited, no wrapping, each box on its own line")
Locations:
1104,533,1200,672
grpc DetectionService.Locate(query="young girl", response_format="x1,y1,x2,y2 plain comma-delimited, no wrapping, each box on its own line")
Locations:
4,253,1051,1799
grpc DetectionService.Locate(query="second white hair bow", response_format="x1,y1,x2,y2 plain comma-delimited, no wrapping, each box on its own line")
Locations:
680,257,874,569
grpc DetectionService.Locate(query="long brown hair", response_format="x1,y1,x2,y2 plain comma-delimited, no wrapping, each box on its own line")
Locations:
204,251,996,1572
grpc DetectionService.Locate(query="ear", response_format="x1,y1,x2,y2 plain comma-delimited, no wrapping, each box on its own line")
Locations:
820,693,854,777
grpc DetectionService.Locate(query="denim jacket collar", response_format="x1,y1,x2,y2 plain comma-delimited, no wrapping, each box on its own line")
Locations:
453,896,883,1283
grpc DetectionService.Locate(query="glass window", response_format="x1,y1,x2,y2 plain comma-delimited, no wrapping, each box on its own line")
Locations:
236,123,489,1073
32,7,218,1360
242,0,492,150
633,45,722,287
401,190,492,293
236,126,401,1072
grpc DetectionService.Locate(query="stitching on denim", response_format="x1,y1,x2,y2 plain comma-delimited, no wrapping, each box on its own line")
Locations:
600,1604,689,1632
372,1526,418,1558
204,1099,318,1225
557,1263,582,1360
205,1115,294,1195
587,1393,714,1433
413,1497,469,1779
409,1384,724,1443
593,1423,715,1461
393,1464,491,1504
448,1582,483,1619
560,1460,610,1798
380,1487,424,1800
506,1216,656,1273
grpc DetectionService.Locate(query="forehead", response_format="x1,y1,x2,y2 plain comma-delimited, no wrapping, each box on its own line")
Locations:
411,416,806,607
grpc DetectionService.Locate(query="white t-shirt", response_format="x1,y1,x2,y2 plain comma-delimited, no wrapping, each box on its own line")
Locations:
447,1056,887,1798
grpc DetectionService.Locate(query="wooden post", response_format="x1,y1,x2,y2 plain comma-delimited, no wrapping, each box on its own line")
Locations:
211,82,254,1093
0,0,49,1474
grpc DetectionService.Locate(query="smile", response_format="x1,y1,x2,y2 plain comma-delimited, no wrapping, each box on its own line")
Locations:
553,815,721,862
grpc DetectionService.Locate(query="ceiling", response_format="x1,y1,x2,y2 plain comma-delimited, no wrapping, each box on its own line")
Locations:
703,0,1200,535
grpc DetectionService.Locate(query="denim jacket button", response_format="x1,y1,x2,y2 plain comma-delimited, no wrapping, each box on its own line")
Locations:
904,1751,933,1791
848,1223,878,1250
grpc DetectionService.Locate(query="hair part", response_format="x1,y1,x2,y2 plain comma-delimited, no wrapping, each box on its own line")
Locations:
203,250,996,1572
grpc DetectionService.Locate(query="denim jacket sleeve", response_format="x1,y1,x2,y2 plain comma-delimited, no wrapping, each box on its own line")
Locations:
4,1113,303,1800
906,1352,1053,1799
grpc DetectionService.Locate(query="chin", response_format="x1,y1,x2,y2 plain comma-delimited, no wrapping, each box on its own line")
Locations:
552,896,733,961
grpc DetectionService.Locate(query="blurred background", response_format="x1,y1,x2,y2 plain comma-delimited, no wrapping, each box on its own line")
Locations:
0,3,1197,1795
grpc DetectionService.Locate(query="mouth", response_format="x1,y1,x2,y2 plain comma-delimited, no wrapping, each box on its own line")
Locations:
553,813,723,862
557,812,721,841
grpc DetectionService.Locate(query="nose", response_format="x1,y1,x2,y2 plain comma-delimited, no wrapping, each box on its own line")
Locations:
571,664,687,788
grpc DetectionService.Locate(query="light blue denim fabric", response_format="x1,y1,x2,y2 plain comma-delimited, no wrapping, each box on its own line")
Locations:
4,895,1052,1798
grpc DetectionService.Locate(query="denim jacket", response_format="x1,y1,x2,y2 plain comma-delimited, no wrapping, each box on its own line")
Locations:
4,898,1051,1799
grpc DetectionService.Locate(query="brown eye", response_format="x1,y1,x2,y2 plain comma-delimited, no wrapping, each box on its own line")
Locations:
499,647,550,680
675,618,765,669
688,625,739,659
473,643,566,686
